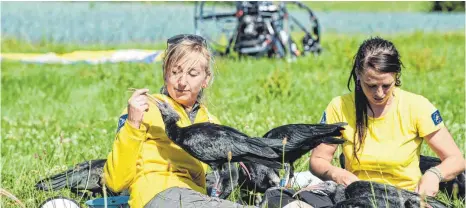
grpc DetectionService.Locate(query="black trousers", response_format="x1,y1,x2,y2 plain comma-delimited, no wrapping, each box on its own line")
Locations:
262,188,334,208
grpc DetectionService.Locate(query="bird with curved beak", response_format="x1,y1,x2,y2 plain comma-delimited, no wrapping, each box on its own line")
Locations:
149,95,282,196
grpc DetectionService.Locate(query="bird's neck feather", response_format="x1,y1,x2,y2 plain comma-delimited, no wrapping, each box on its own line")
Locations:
161,114,182,143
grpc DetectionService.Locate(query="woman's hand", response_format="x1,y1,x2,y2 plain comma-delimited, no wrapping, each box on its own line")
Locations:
415,171,440,197
127,88,150,129
331,168,360,187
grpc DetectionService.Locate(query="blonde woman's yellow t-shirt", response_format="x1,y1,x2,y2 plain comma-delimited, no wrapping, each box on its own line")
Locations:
104,94,219,208
321,87,444,191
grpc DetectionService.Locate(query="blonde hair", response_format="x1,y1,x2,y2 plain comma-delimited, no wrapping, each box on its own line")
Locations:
163,39,213,82
161,38,214,102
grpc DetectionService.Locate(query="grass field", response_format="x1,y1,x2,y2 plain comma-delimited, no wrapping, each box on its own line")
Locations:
1,31,465,207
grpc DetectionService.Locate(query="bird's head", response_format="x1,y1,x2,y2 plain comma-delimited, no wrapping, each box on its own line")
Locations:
153,98,180,124
307,180,338,194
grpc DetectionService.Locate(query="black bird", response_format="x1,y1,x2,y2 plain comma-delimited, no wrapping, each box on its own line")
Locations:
232,123,346,202
340,154,465,199
153,98,281,192
35,159,121,197
295,180,449,208
333,195,422,208
344,180,449,208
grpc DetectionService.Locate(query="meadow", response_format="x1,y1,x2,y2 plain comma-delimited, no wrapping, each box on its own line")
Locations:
1,31,465,207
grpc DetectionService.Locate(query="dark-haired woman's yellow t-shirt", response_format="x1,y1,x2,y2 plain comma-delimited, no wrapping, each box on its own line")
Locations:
321,87,444,191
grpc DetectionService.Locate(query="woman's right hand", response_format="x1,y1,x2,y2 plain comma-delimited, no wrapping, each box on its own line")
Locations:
331,168,360,187
127,88,150,129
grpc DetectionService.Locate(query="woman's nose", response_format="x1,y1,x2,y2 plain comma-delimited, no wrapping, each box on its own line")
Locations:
375,87,384,97
177,74,187,85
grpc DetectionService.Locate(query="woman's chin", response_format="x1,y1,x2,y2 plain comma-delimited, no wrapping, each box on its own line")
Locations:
370,99,386,106
173,94,194,105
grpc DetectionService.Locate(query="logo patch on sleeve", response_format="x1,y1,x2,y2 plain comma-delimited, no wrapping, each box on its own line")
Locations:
116,114,128,133
431,110,443,126
320,111,327,124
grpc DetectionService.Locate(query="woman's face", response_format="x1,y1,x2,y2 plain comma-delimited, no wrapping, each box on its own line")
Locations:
359,68,396,107
165,53,210,108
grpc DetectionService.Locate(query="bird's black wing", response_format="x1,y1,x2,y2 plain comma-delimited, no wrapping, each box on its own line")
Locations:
180,124,278,164
419,155,441,173
334,195,404,208
263,123,346,143
35,159,116,196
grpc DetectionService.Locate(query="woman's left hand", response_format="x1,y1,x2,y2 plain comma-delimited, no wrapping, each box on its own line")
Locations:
415,171,440,197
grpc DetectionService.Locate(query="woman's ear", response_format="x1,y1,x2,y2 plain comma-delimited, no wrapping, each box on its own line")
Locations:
203,74,211,88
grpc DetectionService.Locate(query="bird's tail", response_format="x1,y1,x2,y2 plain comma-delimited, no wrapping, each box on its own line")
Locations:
311,122,347,137
242,156,282,169
36,169,77,191
246,138,280,158
35,159,105,191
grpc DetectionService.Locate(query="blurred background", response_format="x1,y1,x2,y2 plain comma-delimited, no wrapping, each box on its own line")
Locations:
1,1,465,207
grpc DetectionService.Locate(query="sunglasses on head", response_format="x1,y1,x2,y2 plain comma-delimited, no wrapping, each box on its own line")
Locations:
167,34,207,46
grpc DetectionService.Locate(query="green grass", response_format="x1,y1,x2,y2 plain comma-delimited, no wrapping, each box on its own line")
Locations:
1,31,465,207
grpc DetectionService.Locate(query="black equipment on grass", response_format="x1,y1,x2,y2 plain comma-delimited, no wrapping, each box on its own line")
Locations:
194,1,321,59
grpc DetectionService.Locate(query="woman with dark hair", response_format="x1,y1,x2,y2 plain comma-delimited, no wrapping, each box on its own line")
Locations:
310,37,465,197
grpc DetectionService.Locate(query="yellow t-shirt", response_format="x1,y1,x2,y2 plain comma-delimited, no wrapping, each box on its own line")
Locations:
104,94,220,208
321,87,444,191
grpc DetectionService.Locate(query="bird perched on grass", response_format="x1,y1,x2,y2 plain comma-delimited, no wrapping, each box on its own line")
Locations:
152,97,282,194
207,122,346,202
35,159,121,197
340,153,465,200
294,180,449,208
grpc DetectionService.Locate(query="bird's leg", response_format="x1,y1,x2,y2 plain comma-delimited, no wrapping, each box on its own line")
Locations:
255,193,263,206
210,167,220,197
282,163,291,187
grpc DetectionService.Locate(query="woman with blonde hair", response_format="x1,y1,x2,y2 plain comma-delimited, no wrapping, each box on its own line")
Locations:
104,34,247,208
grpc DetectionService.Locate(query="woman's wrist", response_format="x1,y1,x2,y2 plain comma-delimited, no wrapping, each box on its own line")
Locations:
327,166,340,181
425,167,444,182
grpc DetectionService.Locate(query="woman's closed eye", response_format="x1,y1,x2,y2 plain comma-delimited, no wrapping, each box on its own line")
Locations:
188,69,200,77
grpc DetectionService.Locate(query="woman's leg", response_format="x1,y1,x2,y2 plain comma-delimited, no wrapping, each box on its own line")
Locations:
261,188,333,208
145,187,255,208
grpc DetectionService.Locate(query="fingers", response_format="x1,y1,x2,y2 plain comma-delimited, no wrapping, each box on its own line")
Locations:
128,88,150,108
126,88,150,128
415,185,437,197
341,171,359,186
131,88,149,98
